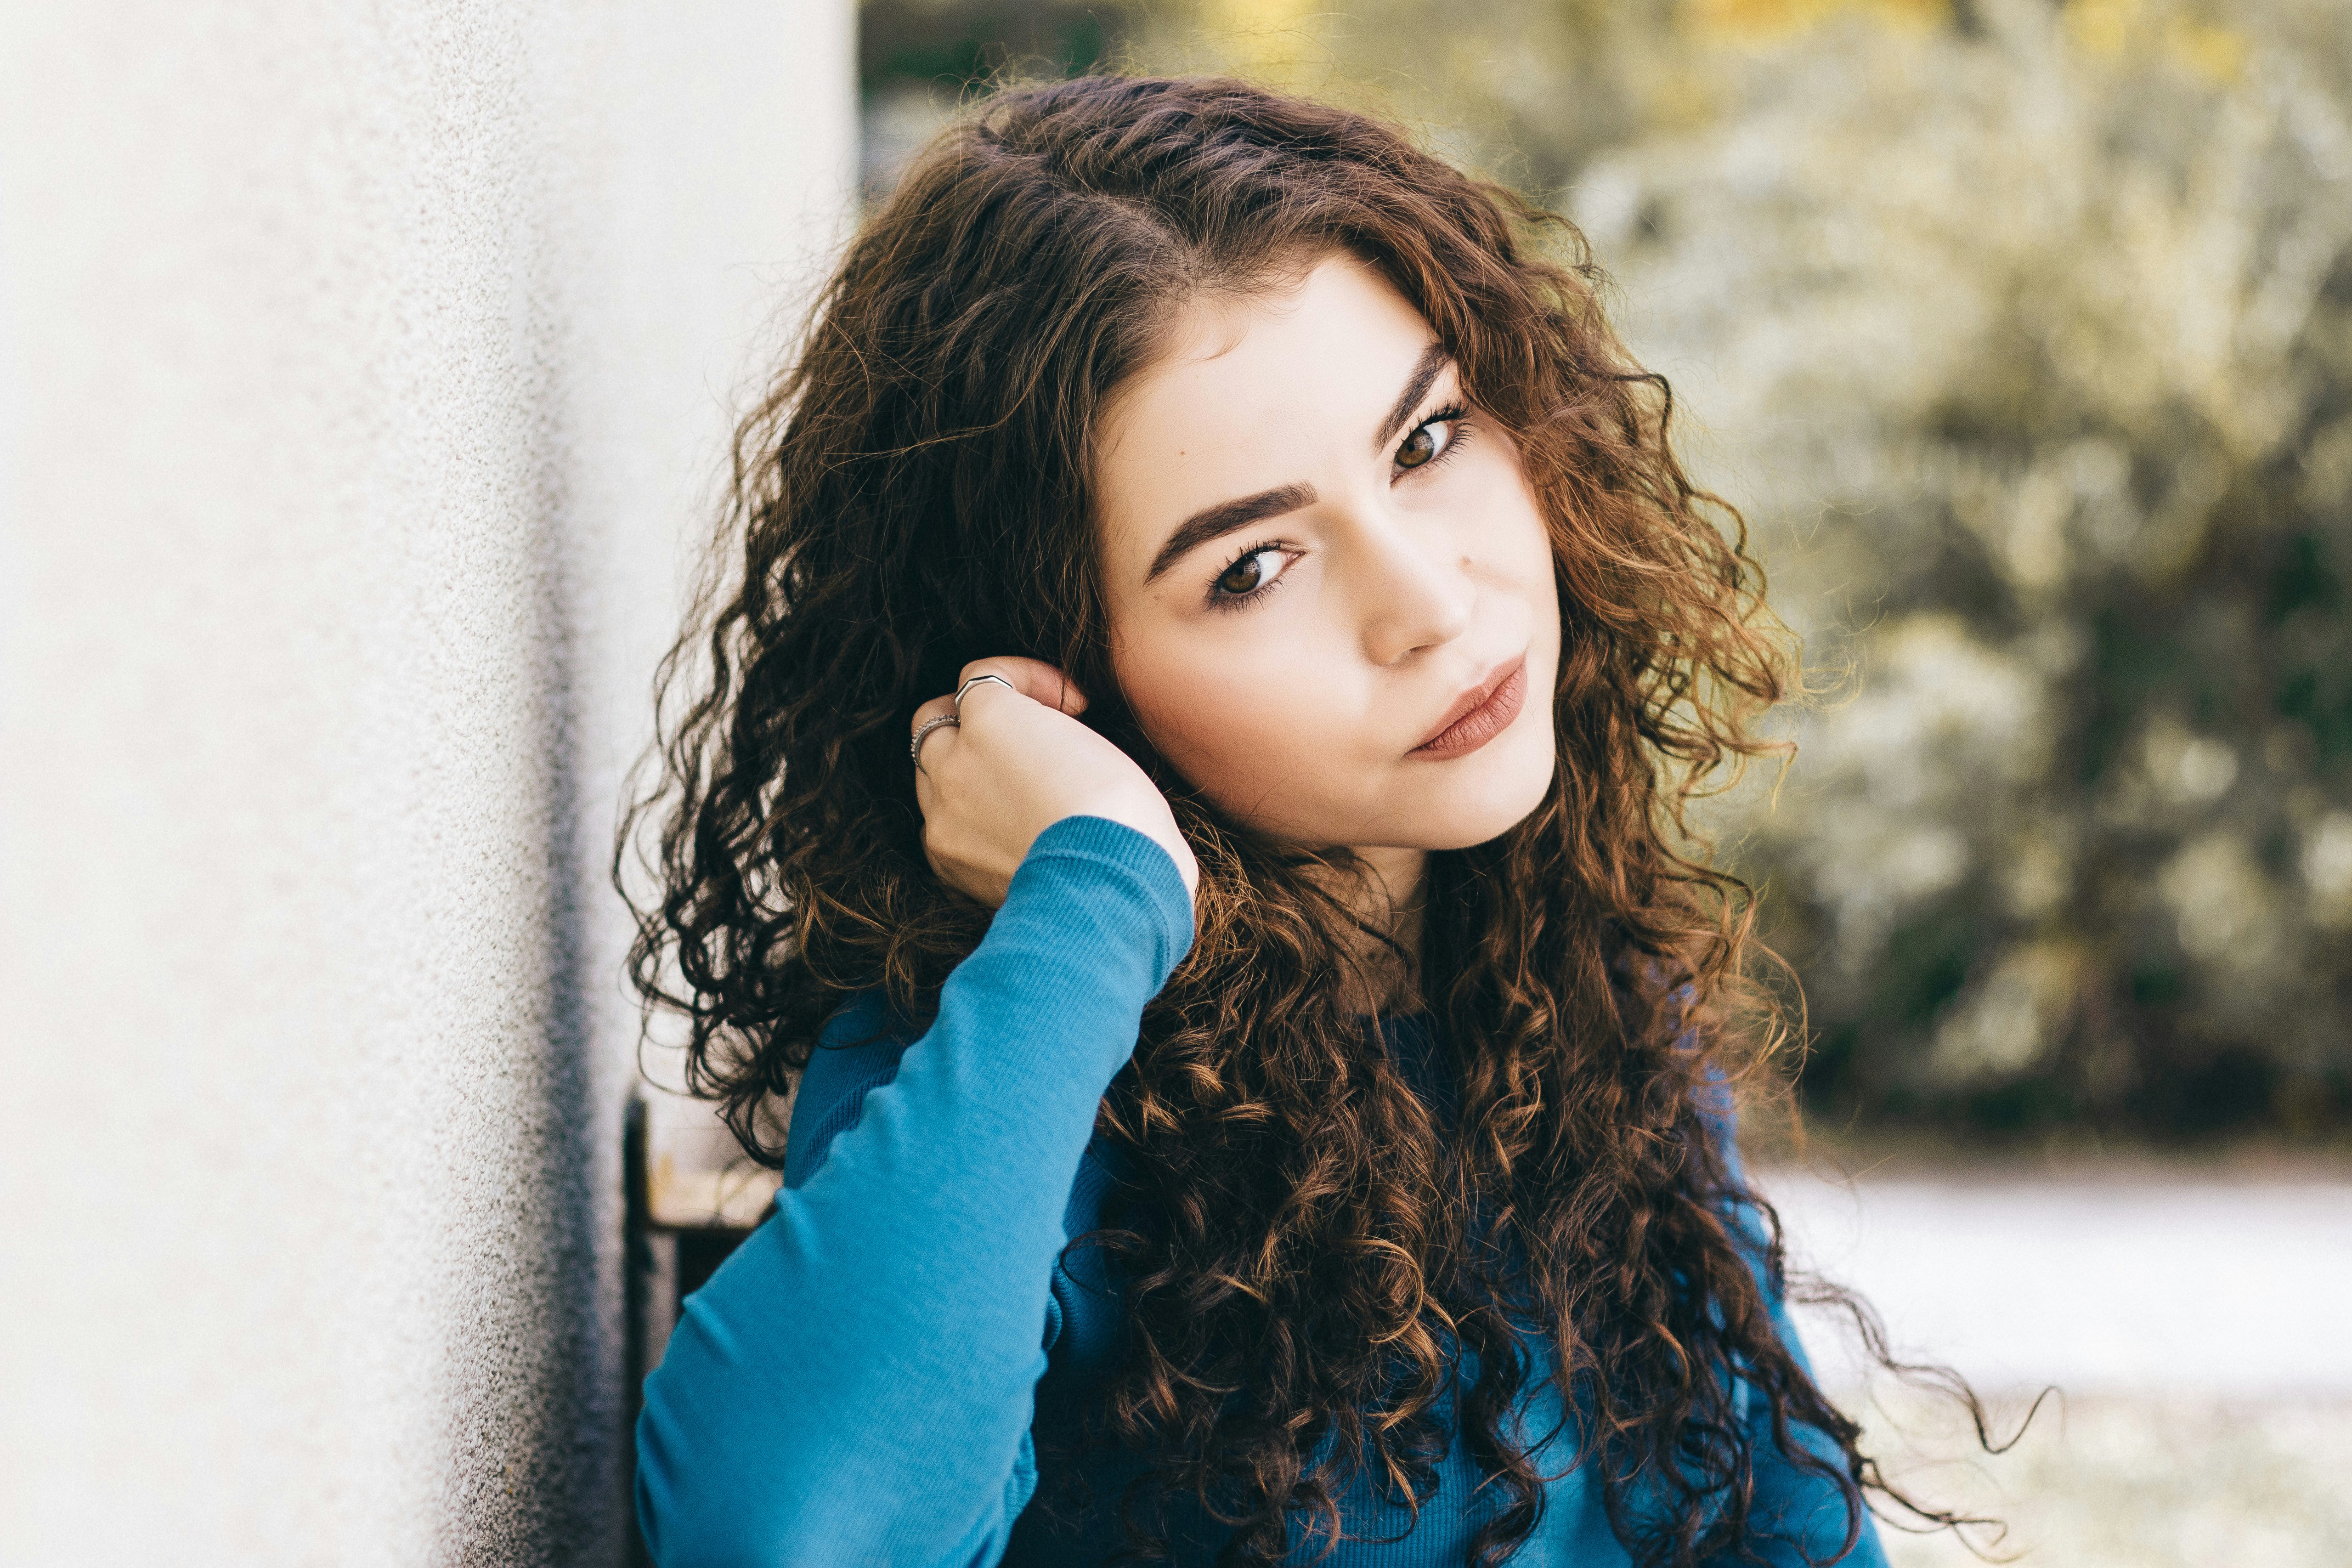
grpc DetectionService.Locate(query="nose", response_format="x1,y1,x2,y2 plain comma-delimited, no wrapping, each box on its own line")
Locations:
1339,499,1476,667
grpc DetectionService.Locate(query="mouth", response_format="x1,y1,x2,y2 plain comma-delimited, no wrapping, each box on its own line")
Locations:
1409,655,1528,758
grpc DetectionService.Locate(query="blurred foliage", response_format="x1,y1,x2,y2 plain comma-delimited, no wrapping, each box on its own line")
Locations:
861,0,2352,1141
859,0,1127,193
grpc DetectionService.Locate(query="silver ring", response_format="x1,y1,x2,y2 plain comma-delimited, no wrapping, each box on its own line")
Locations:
953,673,1016,713
909,713,959,770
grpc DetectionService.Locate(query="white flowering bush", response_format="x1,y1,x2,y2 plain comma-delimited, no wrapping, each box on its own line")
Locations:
1547,0,2352,1136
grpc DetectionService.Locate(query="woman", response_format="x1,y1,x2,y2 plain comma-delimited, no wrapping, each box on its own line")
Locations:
627,74,1945,1568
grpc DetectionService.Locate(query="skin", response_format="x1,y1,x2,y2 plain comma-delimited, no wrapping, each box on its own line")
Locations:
911,254,1562,1005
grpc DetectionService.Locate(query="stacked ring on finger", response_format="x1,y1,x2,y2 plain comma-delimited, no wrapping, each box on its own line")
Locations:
953,673,1016,711
910,714,959,769
912,672,1021,770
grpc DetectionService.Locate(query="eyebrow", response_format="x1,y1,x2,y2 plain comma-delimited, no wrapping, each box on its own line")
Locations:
1140,343,1456,587
1378,342,1452,452
1143,482,1317,585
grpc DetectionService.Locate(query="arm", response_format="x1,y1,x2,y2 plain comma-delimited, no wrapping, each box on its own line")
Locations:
634,815,1194,1568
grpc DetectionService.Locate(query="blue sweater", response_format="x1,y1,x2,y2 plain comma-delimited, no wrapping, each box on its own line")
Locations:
635,815,1885,1567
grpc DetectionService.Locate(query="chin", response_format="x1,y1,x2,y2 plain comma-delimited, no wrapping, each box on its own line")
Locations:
1192,719,1559,851
1417,771,1554,849
1387,724,1559,851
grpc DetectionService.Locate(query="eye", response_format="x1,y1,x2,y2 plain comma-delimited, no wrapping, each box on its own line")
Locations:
1394,403,1470,473
1207,542,1293,610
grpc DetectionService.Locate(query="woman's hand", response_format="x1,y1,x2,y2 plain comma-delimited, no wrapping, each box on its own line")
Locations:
910,657,1199,911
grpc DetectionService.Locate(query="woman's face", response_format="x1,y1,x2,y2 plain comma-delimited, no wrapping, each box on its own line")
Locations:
1094,253,1561,852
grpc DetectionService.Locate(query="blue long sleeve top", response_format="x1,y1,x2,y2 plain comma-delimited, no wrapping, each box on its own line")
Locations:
634,815,1886,1567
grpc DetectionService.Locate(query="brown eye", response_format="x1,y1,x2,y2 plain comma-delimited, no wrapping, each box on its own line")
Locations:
1215,551,1272,596
1396,423,1439,469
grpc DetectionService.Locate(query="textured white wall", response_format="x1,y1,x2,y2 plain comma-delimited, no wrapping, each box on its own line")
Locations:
0,5,854,1562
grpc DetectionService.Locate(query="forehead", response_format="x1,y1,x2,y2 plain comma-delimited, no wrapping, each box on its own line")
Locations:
1091,255,1439,576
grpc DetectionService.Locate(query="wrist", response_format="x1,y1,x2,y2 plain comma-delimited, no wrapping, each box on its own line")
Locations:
1015,815,1199,972
1040,793,1193,902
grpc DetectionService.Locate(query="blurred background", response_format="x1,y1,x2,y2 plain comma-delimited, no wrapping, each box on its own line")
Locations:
856,0,2352,1562
870,0,2352,1154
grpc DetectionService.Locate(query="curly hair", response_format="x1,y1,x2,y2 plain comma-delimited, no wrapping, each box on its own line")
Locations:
622,74,1979,1568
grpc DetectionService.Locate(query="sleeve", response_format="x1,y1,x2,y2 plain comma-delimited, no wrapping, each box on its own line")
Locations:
633,815,1195,1568
1704,1095,1891,1568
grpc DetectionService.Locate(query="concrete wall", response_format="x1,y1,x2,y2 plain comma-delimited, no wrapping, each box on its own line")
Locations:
0,6,855,1562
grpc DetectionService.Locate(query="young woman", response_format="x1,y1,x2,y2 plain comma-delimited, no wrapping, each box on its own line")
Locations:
626,74,1938,1568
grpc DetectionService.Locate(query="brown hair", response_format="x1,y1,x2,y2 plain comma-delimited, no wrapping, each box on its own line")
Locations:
624,74,1973,1567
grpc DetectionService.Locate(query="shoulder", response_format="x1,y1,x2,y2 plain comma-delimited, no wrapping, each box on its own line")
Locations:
781,991,919,1189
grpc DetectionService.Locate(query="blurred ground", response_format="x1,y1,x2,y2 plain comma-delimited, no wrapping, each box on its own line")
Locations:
1858,1389,2352,1568
1761,1162,2352,1564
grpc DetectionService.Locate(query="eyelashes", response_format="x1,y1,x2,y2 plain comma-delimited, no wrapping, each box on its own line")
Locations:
1397,402,1472,475
1205,538,1290,614
1199,402,1475,613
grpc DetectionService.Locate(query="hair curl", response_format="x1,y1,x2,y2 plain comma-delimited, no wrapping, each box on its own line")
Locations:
622,74,1992,1568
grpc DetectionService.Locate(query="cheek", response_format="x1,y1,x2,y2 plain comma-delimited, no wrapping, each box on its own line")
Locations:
1114,626,1347,806
1481,444,1556,582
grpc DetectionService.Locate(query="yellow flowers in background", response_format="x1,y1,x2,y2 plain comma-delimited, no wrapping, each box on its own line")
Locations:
1684,0,1952,44
2067,0,2249,82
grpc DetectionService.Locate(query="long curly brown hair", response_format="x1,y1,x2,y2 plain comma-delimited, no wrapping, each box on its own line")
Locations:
623,74,1979,1568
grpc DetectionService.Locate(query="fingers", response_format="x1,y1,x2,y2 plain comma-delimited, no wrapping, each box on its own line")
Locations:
911,652,1086,799
955,655,1086,717
913,656,1085,777
910,694,960,778
905,653,1166,912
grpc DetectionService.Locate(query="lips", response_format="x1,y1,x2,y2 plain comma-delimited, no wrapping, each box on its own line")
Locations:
1410,655,1528,757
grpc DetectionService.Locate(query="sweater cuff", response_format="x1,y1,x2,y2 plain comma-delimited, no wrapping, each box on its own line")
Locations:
1013,814,1196,988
